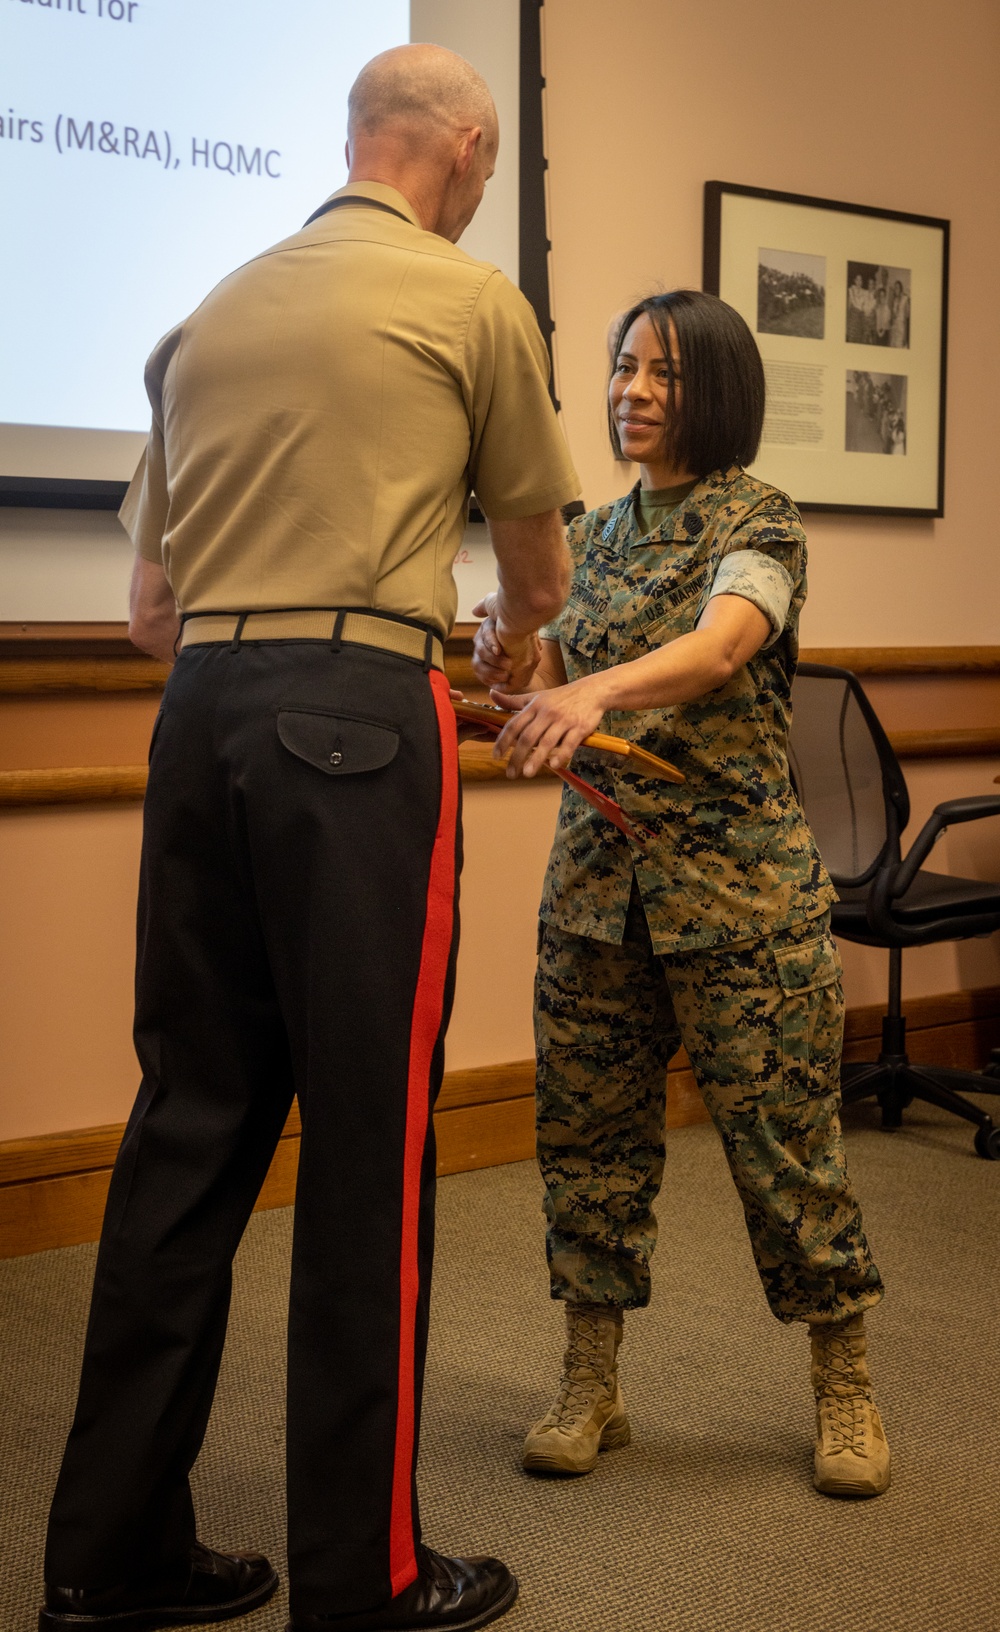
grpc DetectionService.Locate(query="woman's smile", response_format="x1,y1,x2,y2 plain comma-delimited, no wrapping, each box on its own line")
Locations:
608,310,695,487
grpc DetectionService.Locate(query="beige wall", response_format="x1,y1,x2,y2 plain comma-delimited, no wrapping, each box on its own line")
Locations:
2,756,997,1145
0,782,563,1143
0,807,142,1142
542,0,1000,646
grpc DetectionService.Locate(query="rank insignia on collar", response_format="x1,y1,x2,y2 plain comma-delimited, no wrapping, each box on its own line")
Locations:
602,500,628,543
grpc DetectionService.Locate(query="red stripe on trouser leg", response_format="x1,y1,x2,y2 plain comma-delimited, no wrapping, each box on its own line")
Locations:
389,668,459,1596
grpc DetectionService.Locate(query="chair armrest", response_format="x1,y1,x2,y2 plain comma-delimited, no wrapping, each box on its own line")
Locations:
891,794,1000,899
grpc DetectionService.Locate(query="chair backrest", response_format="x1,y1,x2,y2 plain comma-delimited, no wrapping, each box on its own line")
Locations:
789,664,909,887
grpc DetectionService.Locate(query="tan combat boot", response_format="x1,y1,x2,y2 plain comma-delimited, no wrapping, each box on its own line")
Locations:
522,1302,631,1475
810,1314,891,1497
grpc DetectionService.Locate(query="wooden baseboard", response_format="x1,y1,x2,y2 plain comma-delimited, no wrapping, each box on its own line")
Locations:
3,985,999,1260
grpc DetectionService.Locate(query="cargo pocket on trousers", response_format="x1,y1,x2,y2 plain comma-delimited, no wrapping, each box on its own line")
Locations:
276,710,400,775
774,937,842,1106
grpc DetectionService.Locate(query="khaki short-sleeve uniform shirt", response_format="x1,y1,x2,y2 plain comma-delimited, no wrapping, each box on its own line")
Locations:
120,182,580,639
540,465,836,954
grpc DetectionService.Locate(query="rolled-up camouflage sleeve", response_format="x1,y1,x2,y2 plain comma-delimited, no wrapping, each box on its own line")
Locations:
707,492,806,646
706,549,794,646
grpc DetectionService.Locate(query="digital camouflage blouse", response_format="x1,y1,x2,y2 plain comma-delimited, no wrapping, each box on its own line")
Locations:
539,464,836,954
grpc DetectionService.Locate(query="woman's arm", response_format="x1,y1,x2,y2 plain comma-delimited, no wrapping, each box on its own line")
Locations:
491,593,770,778
510,639,567,692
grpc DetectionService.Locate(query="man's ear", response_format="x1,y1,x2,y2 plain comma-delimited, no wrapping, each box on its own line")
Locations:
453,125,483,180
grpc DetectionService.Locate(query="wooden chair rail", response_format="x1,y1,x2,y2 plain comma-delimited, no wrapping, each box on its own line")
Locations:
0,746,544,807
6,726,1000,810
888,728,1000,760
0,766,150,806
3,626,1000,691
0,658,170,694
802,646,1000,675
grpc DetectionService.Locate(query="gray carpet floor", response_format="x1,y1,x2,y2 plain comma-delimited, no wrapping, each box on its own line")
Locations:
3,1095,1000,1632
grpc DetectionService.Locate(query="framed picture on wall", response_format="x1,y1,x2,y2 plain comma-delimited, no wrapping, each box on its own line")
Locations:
703,181,949,516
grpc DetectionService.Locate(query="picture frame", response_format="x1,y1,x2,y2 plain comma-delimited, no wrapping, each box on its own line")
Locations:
703,181,949,516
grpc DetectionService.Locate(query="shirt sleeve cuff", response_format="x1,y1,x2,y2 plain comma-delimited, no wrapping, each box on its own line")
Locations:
707,549,793,646
475,474,581,522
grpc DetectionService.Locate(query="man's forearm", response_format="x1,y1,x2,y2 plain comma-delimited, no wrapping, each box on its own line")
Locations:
130,608,180,666
128,554,181,665
488,510,571,637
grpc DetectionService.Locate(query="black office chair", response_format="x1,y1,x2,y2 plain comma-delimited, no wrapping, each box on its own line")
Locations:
789,662,1000,1159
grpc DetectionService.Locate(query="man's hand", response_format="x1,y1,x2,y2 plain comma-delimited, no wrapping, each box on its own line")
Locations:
490,673,610,779
128,555,180,665
471,594,541,693
471,508,570,691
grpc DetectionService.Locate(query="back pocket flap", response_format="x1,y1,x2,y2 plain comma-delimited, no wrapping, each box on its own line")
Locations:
774,938,839,996
277,710,399,776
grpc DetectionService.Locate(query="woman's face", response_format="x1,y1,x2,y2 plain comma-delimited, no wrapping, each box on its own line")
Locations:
609,312,682,471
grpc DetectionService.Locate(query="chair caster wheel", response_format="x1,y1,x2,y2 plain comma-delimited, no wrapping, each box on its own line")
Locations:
973,1123,1000,1160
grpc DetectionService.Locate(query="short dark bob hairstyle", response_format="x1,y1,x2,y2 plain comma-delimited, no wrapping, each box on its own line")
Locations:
608,290,765,477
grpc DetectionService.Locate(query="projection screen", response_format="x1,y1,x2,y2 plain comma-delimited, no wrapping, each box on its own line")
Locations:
0,0,533,512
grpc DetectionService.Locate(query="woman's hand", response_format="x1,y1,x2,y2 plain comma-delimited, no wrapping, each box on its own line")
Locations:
490,674,611,778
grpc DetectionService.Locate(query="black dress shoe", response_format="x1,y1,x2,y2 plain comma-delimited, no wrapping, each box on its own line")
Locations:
39,1541,279,1630
286,1546,517,1632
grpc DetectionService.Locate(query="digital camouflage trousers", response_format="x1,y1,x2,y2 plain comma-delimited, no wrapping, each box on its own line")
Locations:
535,890,884,1324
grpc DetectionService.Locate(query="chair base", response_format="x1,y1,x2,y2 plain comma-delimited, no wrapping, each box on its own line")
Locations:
842,1054,1000,1160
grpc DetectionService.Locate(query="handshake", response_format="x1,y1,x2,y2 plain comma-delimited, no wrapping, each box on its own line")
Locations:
450,592,543,750
452,594,684,807
469,591,543,696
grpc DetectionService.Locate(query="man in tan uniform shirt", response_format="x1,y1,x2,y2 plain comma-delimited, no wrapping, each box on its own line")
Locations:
41,45,578,1632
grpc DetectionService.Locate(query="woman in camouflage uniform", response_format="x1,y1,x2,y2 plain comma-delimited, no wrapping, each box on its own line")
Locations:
476,291,890,1499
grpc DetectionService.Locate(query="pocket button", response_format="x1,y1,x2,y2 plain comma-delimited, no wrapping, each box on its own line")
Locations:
329,751,343,766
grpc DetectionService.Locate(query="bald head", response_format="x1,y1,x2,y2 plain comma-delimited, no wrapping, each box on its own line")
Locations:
344,43,498,244
348,43,497,150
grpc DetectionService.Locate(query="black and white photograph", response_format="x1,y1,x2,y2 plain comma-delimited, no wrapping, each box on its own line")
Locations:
846,370,907,455
846,261,911,347
756,247,826,339
706,182,946,511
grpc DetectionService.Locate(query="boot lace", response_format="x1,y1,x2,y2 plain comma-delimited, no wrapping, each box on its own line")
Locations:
815,1329,873,1456
543,1310,614,1433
